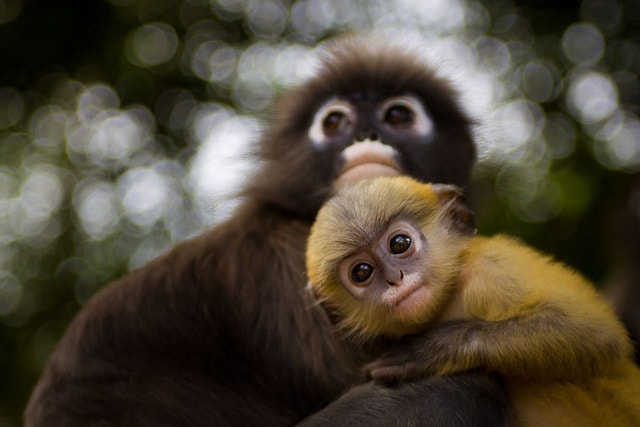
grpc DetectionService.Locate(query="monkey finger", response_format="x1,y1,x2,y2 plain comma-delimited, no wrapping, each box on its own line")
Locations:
366,365,402,383
365,359,426,383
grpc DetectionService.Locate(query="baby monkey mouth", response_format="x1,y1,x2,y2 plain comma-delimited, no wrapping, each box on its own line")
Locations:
388,283,430,321
335,140,402,188
394,284,417,303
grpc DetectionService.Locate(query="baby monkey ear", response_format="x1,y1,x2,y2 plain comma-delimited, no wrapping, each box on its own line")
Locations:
431,184,477,236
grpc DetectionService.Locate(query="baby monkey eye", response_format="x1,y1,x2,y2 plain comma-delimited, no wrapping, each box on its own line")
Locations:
323,111,349,136
384,105,414,125
389,234,412,254
351,262,374,283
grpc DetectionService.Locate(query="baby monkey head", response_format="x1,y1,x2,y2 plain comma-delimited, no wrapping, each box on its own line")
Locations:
306,176,476,340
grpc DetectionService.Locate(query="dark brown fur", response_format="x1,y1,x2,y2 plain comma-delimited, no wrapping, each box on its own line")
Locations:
25,36,508,426
299,372,511,427
247,36,475,215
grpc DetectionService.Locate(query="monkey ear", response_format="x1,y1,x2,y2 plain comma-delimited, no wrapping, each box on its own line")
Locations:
431,184,477,236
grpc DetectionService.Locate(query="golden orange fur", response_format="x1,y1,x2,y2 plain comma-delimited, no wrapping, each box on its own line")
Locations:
306,176,640,426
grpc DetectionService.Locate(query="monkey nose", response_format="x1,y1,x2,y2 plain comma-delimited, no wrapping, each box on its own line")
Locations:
355,130,379,142
386,270,404,287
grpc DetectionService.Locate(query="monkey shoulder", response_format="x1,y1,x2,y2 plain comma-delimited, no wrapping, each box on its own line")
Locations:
53,234,215,360
457,235,609,320
53,205,312,362
459,234,540,291
468,234,629,332
464,234,592,292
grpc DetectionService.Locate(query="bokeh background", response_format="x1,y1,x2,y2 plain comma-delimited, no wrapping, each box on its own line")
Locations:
1,0,639,424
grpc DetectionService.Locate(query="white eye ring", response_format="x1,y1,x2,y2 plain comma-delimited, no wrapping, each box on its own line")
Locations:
379,95,434,138
308,99,355,146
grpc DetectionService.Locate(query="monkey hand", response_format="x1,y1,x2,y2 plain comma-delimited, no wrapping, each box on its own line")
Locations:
364,336,446,384
364,359,427,385
364,321,484,384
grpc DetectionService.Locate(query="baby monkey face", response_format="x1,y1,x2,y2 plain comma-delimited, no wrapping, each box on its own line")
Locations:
336,218,434,321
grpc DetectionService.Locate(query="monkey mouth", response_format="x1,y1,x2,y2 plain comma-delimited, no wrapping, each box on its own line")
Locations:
387,283,429,319
335,140,402,188
336,163,402,188
391,283,423,307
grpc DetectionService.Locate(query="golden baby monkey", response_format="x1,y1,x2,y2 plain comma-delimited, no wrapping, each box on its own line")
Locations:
306,176,640,426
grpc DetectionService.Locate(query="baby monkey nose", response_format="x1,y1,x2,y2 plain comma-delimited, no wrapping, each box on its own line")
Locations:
386,270,404,287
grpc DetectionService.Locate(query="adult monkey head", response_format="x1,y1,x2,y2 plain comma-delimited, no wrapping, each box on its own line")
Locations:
246,35,475,215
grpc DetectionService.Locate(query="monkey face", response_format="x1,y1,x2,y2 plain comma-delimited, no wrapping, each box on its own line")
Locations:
247,37,475,216
336,218,437,321
320,212,460,339
307,95,436,189
307,176,475,339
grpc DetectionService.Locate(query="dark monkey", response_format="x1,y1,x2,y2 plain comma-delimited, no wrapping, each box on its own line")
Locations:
25,36,510,426
307,176,640,426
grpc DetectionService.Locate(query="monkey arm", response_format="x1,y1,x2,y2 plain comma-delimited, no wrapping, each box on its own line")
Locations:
366,236,633,384
365,302,630,384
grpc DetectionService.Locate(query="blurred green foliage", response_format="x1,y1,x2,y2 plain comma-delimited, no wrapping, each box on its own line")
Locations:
0,0,639,425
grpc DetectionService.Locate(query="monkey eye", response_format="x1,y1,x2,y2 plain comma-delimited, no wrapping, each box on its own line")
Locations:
323,111,350,136
351,262,374,283
308,99,355,146
378,95,433,138
384,105,414,126
389,234,412,254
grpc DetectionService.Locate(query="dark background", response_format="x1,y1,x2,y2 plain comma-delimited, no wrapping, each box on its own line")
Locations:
1,0,639,424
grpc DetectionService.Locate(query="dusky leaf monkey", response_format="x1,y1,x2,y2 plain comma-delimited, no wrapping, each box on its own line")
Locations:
306,176,640,426
25,36,511,426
